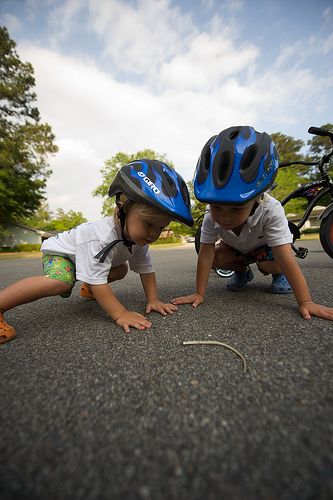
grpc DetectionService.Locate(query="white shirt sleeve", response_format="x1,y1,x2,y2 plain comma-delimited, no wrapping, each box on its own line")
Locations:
129,245,154,274
75,240,114,285
263,202,293,247
200,213,219,244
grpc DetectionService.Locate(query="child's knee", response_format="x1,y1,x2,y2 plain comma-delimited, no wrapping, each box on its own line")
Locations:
213,244,236,268
47,278,73,295
59,282,73,293
257,260,280,274
119,262,129,279
108,262,128,282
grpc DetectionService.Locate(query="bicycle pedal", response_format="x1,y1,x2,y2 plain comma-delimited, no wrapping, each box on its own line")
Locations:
294,247,308,259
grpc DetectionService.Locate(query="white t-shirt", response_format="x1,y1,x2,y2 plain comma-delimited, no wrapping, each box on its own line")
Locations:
41,217,154,285
200,194,293,254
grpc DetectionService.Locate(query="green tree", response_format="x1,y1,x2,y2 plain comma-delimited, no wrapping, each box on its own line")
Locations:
44,209,87,232
271,132,306,214
307,123,333,157
23,204,86,232
22,200,52,229
185,180,207,235
93,149,174,216
0,26,58,231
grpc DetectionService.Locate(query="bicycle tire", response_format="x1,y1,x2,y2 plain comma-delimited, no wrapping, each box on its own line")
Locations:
319,209,333,259
194,224,234,278
214,268,235,278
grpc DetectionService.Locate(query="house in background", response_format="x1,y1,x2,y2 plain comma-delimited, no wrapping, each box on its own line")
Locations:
0,223,53,249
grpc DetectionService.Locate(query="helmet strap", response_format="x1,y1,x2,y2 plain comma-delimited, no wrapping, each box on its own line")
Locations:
249,202,259,217
116,196,134,250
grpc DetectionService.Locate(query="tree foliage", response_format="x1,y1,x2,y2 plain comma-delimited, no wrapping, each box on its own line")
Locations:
44,209,87,232
0,26,58,229
307,123,333,158
23,202,87,232
271,132,306,214
93,149,174,215
185,180,207,235
307,123,333,179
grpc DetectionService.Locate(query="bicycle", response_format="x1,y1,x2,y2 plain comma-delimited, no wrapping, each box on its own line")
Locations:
194,126,333,274
279,126,333,259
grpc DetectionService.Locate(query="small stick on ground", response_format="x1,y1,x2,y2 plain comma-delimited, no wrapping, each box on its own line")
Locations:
183,340,247,373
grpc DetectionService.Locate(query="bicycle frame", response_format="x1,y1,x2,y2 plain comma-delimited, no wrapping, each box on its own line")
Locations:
281,180,333,232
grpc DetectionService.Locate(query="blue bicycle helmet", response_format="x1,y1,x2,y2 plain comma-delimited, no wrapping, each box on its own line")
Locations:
109,159,194,227
194,126,279,205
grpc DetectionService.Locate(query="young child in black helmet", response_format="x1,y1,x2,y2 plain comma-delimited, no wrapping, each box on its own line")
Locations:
173,126,333,321
0,160,194,343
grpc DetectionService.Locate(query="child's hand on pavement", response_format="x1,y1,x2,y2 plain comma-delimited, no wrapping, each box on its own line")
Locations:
146,300,178,316
299,301,333,321
115,311,152,333
171,293,204,308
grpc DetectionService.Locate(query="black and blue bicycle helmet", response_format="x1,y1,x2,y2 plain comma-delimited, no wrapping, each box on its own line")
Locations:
194,126,279,205
109,159,194,226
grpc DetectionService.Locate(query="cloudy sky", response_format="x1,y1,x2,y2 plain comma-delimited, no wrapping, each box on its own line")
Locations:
1,0,333,221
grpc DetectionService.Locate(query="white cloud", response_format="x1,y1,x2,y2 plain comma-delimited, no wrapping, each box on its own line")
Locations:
321,31,333,55
87,0,194,77
48,0,84,37
160,31,258,91
12,0,333,221
46,138,103,220
2,13,22,31
19,44,263,219
18,38,332,219
322,6,332,21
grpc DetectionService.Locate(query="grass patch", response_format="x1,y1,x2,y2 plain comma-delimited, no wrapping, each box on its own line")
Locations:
0,251,42,260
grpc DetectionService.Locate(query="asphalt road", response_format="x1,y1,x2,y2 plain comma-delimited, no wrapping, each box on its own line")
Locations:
0,241,333,500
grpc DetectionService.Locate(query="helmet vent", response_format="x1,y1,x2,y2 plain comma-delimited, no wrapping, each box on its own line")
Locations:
229,130,239,140
132,162,142,172
212,148,234,188
146,164,156,183
196,136,215,185
242,127,251,139
240,145,258,183
180,180,190,206
162,170,177,198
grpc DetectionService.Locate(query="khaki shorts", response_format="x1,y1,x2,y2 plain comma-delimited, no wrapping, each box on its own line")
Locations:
42,254,76,298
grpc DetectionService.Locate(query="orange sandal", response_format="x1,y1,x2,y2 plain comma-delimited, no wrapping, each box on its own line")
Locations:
0,312,16,344
80,283,95,300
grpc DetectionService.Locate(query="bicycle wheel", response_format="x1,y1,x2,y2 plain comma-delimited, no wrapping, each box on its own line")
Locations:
214,268,235,278
194,225,234,278
319,209,333,259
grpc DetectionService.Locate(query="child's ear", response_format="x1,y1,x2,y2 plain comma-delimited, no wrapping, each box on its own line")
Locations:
115,193,126,210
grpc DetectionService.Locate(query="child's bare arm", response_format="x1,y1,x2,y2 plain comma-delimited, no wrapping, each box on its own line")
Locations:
140,272,178,316
172,243,215,307
272,244,333,321
90,284,152,333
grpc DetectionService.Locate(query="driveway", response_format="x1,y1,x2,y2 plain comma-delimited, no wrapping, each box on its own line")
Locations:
0,241,332,499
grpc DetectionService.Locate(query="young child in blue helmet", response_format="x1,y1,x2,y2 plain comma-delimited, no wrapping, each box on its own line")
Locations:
0,160,194,343
173,126,333,321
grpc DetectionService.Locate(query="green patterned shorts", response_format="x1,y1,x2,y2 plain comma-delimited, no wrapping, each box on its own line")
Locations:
42,254,76,298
